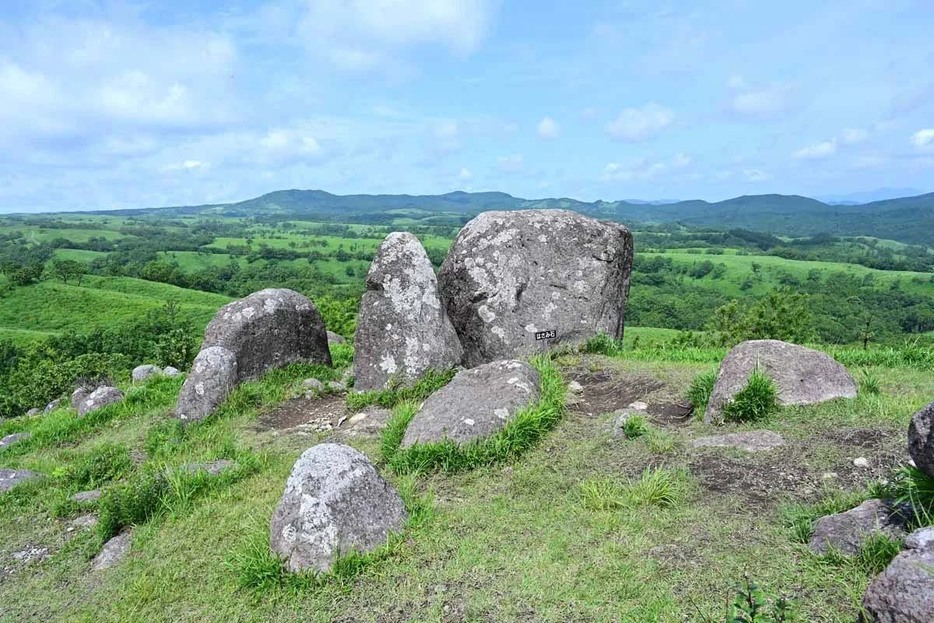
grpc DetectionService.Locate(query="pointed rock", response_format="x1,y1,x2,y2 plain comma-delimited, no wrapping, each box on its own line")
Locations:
175,347,238,422
354,232,463,391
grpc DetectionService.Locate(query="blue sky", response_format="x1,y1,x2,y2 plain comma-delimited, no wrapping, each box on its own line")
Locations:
1,0,933,212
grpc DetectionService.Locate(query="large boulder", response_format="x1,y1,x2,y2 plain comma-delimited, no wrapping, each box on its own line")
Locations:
401,360,540,448
810,499,908,556
269,443,407,573
354,232,463,391
201,288,331,383
704,340,857,424
77,386,124,417
908,401,934,479
175,347,238,422
438,210,633,368
860,526,934,622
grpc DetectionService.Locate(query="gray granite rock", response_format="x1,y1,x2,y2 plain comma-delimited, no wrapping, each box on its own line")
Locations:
327,330,346,345
0,468,41,493
44,399,60,413
163,366,182,377
810,499,908,556
77,386,124,417
861,526,934,622
71,387,90,410
70,490,102,503
705,340,857,424
25,408,41,417
908,400,934,480
354,232,463,391
401,360,541,448
92,532,131,571
0,432,31,451
439,209,633,367
132,364,162,382
270,443,407,573
175,346,238,422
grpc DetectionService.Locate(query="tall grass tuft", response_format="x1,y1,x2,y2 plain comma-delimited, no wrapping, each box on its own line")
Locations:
687,370,717,416
722,368,779,423
382,356,566,474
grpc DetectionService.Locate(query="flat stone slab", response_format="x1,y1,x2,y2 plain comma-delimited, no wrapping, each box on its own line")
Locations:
691,430,785,452
401,360,541,448
0,432,31,451
0,468,41,493
92,532,131,571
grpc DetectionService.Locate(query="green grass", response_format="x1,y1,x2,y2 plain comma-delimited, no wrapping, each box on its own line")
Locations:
721,368,780,423
688,370,717,414
381,356,566,474
345,368,457,411
620,413,649,439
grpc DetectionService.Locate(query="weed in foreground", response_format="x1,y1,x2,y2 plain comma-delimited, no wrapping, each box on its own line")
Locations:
688,370,717,416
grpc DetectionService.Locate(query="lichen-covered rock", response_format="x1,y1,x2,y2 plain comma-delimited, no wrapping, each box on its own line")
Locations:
0,468,40,493
908,401,934,479
354,233,463,392
202,288,331,383
175,347,238,422
270,443,407,573
439,209,633,367
77,386,124,417
25,407,41,417
704,340,857,424
810,499,908,556
71,387,90,410
401,360,540,448
44,399,60,413
163,366,181,377
132,364,162,382
860,526,934,622
691,430,785,452
92,532,132,571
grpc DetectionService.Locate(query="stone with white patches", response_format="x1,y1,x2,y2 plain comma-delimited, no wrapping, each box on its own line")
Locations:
354,232,463,391
77,386,124,417
175,347,238,422
440,209,633,367
401,360,541,448
269,443,407,574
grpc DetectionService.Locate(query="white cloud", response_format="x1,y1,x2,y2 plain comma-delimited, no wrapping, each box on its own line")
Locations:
536,116,560,139
457,167,472,180
727,74,745,89
497,154,524,173
605,103,673,142
911,128,934,148
729,83,791,117
161,159,209,173
793,139,837,160
601,153,691,182
840,128,868,145
300,0,495,71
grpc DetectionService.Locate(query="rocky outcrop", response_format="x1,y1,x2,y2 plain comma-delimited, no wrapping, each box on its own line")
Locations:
201,288,331,382
354,233,463,392
270,443,407,573
438,209,633,367
401,360,540,448
810,499,908,556
704,340,857,424
175,347,238,422
908,400,934,479
861,526,934,622
132,365,162,382
77,386,124,417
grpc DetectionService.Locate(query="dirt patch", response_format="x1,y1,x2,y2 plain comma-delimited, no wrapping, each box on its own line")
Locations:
818,427,892,449
688,452,821,507
564,369,665,416
646,401,695,427
255,395,349,432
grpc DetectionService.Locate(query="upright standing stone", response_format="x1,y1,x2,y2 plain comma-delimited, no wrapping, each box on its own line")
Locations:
175,347,238,422
908,401,934,480
354,232,463,391
439,209,633,367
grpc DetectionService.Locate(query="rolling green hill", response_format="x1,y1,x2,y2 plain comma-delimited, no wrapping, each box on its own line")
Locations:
76,189,934,246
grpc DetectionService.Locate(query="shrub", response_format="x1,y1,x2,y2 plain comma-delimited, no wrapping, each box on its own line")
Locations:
621,414,649,439
721,369,778,423
725,575,798,622
688,370,717,414
65,443,132,490
858,370,881,396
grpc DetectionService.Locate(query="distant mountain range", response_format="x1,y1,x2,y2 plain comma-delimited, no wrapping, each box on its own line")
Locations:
93,189,934,247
